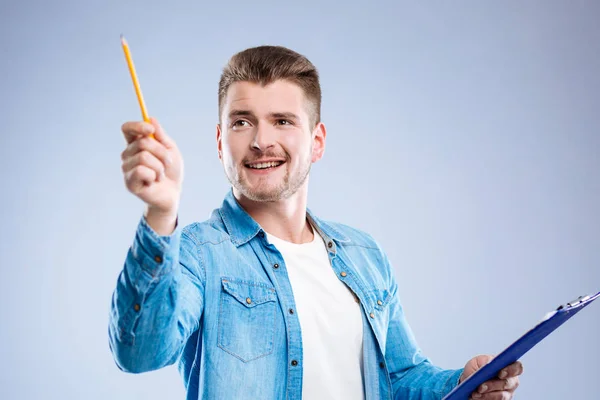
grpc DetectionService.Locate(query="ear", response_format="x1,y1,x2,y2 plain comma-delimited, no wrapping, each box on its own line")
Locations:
216,123,223,160
311,122,327,163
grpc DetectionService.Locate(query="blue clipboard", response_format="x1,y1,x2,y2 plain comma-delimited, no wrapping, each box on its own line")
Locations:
443,291,600,400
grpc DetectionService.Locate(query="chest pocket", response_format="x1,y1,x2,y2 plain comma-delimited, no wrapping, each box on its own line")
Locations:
218,278,277,362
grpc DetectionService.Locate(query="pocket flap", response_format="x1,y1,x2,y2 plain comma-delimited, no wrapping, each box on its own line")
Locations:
371,288,391,310
221,278,277,307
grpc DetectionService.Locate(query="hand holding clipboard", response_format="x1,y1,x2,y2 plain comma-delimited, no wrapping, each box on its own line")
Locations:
444,291,600,400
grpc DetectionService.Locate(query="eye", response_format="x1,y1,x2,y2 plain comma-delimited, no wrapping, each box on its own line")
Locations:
276,119,292,126
232,120,250,128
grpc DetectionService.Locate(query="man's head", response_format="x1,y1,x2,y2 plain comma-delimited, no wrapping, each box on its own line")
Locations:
216,46,326,202
218,45,321,129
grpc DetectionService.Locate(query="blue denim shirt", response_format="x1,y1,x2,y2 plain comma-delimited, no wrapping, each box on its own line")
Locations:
109,191,463,399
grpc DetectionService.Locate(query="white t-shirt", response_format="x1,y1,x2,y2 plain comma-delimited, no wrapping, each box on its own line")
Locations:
266,228,365,400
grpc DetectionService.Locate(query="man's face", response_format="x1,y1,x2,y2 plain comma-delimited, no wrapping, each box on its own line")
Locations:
217,80,326,202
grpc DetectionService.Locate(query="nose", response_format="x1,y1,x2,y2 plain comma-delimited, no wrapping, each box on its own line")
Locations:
250,123,275,151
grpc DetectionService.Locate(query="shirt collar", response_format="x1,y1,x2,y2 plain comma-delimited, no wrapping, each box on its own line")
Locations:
218,190,350,247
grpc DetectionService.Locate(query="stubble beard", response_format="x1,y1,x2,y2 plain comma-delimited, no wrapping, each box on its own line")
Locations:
227,155,312,202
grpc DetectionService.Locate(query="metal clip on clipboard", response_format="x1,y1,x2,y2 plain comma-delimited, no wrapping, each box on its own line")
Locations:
443,291,600,400
558,294,592,310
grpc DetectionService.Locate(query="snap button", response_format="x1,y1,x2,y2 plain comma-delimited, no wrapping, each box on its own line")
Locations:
274,263,279,269
246,298,252,304
291,360,298,366
289,308,294,315
327,242,333,248
340,271,347,277
370,312,375,319
377,300,383,306
133,304,141,312
154,255,162,263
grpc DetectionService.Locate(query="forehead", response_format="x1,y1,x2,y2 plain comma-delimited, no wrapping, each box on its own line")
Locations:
222,80,310,119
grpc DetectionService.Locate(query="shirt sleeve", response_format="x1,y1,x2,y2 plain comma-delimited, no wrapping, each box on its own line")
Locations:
108,215,205,373
381,251,464,400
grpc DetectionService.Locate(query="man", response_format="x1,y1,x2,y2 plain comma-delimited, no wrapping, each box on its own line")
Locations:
109,46,523,400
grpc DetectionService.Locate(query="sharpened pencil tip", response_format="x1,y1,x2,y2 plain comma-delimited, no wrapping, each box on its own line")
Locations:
120,34,126,44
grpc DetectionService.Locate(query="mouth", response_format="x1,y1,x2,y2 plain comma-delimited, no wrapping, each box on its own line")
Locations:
245,160,285,171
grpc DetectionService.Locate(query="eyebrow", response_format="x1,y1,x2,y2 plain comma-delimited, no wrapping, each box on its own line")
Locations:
270,112,300,121
227,109,300,121
228,109,254,119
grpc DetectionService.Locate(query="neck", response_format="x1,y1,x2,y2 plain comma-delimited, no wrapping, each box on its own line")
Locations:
233,183,313,244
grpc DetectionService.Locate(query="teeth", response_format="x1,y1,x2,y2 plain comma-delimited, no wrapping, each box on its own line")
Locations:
248,161,282,169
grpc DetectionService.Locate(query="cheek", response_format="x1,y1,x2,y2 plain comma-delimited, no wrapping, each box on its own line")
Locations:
220,150,239,174
284,136,312,161
222,138,243,163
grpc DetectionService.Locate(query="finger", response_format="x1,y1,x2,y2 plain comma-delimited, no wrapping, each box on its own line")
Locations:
121,121,155,144
148,117,176,149
124,165,158,194
121,136,172,167
122,151,165,181
498,361,524,379
471,392,511,400
475,377,519,395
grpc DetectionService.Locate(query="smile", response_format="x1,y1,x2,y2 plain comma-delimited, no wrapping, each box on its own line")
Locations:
245,161,284,170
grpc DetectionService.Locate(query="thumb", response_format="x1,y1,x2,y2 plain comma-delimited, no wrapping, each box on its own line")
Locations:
474,354,494,369
461,354,495,382
149,117,176,149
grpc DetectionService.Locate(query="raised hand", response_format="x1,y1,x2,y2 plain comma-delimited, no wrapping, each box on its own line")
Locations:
121,117,183,234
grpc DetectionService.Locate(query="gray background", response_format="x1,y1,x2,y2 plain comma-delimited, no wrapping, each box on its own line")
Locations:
1,0,598,399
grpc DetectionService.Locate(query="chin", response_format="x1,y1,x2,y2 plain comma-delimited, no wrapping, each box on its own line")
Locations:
242,187,288,202
236,180,295,202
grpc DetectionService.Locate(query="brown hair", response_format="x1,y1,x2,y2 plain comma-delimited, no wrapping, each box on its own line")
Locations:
218,45,321,128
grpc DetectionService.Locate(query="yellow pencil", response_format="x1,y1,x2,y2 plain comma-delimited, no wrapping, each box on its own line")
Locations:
120,35,154,137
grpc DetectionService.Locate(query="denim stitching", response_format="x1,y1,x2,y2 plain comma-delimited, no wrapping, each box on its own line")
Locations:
221,277,276,290
182,230,208,283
